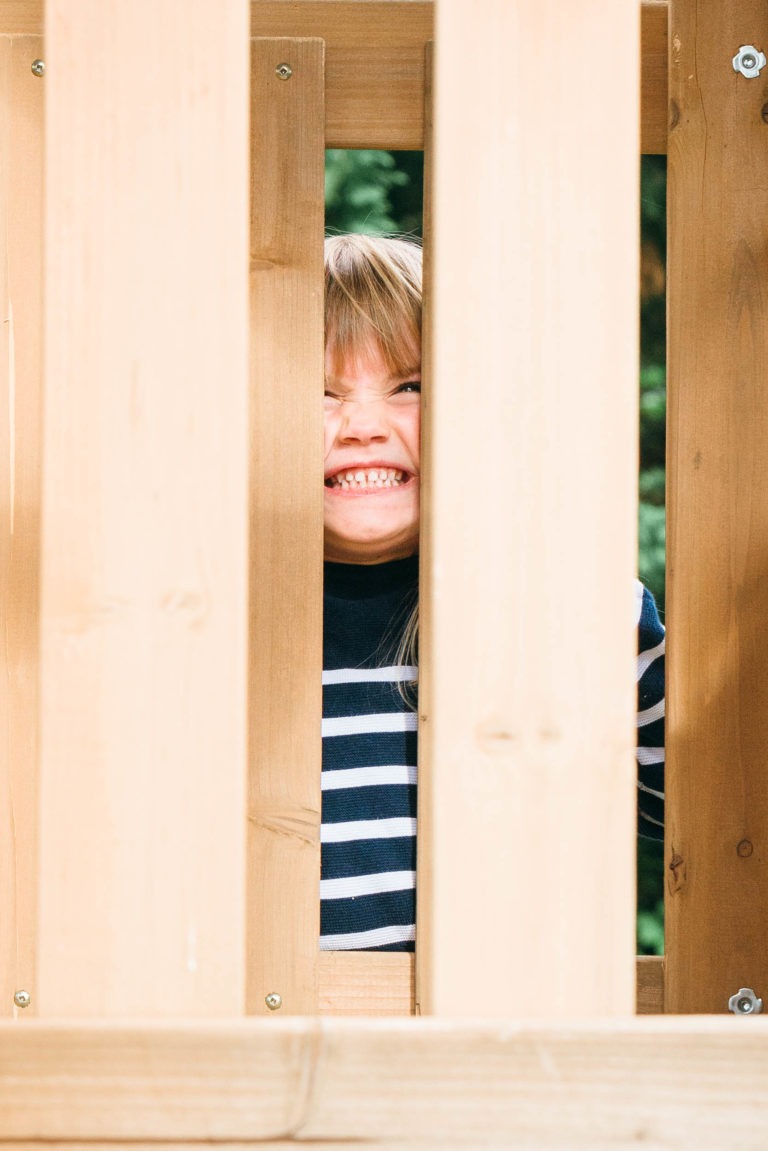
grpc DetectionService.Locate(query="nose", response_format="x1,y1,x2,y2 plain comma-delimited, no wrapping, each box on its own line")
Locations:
336,397,390,445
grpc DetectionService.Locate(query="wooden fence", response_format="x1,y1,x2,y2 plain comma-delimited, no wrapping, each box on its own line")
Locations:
1,0,767,1146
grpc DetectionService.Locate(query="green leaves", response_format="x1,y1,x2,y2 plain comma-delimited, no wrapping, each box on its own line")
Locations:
325,150,409,235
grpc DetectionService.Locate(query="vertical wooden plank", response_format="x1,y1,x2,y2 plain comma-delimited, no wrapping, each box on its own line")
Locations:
641,1,669,155
39,0,250,1017
0,34,43,1019
419,0,639,1017
415,38,433,1017
248,37,325,1016
666,0,768,1013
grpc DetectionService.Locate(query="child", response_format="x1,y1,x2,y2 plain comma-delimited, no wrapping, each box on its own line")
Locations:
320,234,665,953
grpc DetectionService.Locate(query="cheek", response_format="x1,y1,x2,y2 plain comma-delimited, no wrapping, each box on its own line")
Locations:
323,416,336,457
402,408,421,464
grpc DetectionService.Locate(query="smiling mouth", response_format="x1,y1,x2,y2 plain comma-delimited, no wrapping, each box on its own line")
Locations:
326,467,408,490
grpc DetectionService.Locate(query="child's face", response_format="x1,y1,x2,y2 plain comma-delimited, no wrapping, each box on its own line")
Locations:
323,342,421,564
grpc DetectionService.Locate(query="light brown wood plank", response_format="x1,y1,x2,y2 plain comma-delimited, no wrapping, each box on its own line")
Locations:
415,40,434,1019
252,1,432,47
1,3,669,150
2,1019,768,1146
0,2,41,34
319,952,414,1015
666,0,768,1013
252,2,431,148
268,0,669,150
0,33,43,1020
248,37,325,1017
641,1,668,153
38,0,250,1017
420,0,640,1018
636,955,664,1013
318,954,663,1016
252,2,669,152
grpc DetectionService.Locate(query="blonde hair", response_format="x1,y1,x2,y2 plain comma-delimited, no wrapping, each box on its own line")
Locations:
324,234,422,703
324,234,422,377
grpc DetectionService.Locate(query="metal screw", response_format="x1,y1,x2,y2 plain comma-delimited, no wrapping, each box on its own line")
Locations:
275,63,293,81
732,45,766,79
31,59,45,78
13,990,31,1009
728,987,763,1015
265,992,282,1011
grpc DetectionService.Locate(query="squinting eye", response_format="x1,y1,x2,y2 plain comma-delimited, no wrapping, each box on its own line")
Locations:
390,381,421,404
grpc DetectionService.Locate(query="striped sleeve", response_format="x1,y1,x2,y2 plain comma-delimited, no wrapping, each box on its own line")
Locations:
634,579,665,839
320,665,417,952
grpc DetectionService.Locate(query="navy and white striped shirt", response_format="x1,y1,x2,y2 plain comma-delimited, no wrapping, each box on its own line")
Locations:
322,558,418,951
634,578,665,837
321,560,666,951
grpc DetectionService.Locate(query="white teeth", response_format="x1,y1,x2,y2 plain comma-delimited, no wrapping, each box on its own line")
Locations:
327,468,406,489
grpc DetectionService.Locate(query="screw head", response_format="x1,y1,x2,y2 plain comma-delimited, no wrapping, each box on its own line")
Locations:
13,990,31,1009
728,987,763,1015
265,992,282,1011
31,59,45,77
275,63,293,81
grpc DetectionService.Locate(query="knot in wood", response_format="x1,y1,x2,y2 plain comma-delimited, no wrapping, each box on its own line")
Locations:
737,838,754,858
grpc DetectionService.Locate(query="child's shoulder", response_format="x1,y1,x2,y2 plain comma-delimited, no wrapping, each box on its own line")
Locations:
634,579,664,649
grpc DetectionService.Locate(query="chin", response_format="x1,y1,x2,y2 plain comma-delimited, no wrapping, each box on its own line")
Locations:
324,522,419,565
324,489,419,563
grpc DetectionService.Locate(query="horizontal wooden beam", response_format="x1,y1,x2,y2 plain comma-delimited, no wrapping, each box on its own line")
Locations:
318,954,663,1015
0,2,40,34
2,2,669,151
318,952,415,1015
253,2,431,148
636,955,664,1013
2,1015,767,1146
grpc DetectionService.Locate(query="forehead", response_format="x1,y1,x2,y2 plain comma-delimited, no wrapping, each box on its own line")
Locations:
324,338,420,382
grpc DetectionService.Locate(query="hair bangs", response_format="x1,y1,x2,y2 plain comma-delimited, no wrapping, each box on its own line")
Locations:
325,234,422,378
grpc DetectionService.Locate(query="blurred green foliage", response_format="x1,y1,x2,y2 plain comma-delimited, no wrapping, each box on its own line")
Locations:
637,155,666,952
639,157,667,617
326,149,668,953
325,150,423,236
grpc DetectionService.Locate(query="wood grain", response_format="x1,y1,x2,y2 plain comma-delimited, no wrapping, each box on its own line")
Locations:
0,2,669,150
2,1018,768,1146
415,37,434,1019
666,0,768,1013
636,955,664,1013
38,0,250,1017
641,1,668,153
248,38,325,1017
318,952,414,1014
252,2,431,148
252,1,668,151
317,954,663,1016
0,2,41,34
0,34,43,1019
421,0,640,1018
